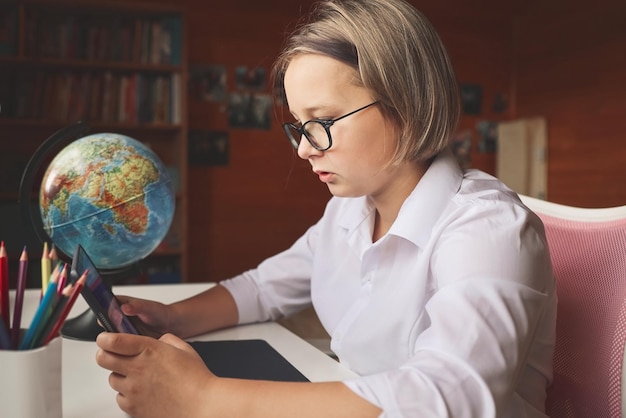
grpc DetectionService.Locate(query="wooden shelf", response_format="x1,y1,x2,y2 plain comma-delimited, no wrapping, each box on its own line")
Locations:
0,118,183,131
0,56,182,72
0,0,189,281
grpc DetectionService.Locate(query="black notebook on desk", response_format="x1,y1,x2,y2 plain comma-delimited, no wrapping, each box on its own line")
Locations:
190,339,309,382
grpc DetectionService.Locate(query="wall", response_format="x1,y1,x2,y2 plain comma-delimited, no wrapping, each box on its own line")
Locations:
184,0,328,281
21,0,624,280
179,0,514,281
513,0,626,207
4,1,622,283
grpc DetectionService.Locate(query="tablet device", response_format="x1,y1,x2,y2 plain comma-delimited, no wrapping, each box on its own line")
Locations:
71,244,148,335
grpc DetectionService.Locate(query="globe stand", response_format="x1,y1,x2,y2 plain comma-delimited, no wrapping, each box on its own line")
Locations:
18,122,145,342
61,309,102,341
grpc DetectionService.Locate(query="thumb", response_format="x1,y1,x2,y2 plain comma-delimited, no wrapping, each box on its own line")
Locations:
159,332,193,352
159,334,208,372
119,297,142,315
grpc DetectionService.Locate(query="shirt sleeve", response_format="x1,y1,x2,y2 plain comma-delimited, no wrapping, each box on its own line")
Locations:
220,223,319,324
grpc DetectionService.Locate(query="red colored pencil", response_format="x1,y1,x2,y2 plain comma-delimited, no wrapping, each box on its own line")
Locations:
0,242,9,332
41,271,86,346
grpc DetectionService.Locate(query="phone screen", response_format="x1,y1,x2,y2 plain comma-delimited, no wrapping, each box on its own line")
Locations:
72,245,141,334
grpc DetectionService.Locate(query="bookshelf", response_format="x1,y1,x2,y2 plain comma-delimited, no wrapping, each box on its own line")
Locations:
0,0,189,284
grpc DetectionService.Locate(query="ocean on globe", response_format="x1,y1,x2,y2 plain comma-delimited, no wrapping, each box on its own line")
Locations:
39,133,175,269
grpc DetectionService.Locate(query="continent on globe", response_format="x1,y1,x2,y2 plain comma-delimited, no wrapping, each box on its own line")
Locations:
40,133,176,269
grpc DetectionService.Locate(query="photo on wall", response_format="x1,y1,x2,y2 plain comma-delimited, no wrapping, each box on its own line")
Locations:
234,66,266,91
189,65,227,102
188,130,229,167
460,83,483,115
476,120,498,153
228,92,272,130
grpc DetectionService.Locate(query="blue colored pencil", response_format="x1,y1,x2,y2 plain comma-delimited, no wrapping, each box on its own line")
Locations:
19,279,59,350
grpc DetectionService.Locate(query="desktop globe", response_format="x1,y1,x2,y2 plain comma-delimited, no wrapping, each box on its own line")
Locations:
39,132,175,269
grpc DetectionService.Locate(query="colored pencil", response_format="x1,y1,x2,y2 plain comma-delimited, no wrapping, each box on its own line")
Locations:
57,265,67,296
47,262,62,290
10,247,28,349
35,287,70,348
49,245,60,287
0,241,9,332
41,242,51,297
40,271,86,346
49,245,58,263
19,273,60,350
33,265,67,346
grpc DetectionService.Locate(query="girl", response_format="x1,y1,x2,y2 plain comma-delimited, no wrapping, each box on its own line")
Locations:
96,1,556,416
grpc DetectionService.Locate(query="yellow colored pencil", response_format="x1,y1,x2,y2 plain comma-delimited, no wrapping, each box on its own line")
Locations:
41,242,51,296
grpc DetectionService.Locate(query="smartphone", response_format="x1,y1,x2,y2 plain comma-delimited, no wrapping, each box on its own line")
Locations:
71,244,148,335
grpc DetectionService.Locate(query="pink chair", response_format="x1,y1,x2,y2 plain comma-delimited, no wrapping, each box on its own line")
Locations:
520,195,626,418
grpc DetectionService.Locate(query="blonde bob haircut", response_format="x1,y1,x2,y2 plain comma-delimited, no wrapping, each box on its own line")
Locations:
272,0,461,163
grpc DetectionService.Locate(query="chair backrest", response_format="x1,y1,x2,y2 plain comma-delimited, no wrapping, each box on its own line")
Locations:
520,195,626,418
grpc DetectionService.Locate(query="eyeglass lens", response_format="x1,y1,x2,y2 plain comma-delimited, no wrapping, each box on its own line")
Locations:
285,121,330,150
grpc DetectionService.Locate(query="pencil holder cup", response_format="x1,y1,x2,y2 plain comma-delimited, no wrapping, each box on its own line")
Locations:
0,334,62,418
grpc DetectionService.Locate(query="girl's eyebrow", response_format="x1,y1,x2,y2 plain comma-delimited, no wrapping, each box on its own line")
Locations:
289,104,333,121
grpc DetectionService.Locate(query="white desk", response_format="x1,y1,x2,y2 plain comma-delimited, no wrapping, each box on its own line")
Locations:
17,283,356,418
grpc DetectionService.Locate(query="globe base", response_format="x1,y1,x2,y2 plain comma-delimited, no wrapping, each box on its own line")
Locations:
61,309,103,341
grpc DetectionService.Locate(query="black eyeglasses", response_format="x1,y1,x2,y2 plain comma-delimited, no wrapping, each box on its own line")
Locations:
282,101,378,151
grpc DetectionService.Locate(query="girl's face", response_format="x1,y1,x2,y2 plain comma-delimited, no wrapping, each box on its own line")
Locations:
283,53,414,200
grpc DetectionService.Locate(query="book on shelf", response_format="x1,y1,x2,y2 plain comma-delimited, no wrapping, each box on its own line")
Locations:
17,10,183,66
137,75,153,123
170,73,182,124
0,8,17,56
161,15,183,66
1,71,181,125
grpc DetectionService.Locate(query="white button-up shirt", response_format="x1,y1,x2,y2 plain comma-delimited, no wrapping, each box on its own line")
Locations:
222,149,556,417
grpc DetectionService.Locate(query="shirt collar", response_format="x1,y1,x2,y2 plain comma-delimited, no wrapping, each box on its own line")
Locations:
389,148,463,247
336,147,463,247
337,195,373,235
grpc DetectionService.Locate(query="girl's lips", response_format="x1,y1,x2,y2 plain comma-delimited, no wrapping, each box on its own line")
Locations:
315,170,334,183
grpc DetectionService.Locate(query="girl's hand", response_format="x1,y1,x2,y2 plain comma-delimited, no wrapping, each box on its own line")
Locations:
115,295,171,335
96,332,215,418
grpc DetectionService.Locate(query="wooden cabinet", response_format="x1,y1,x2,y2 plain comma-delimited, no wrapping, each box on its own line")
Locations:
0,1,188,283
